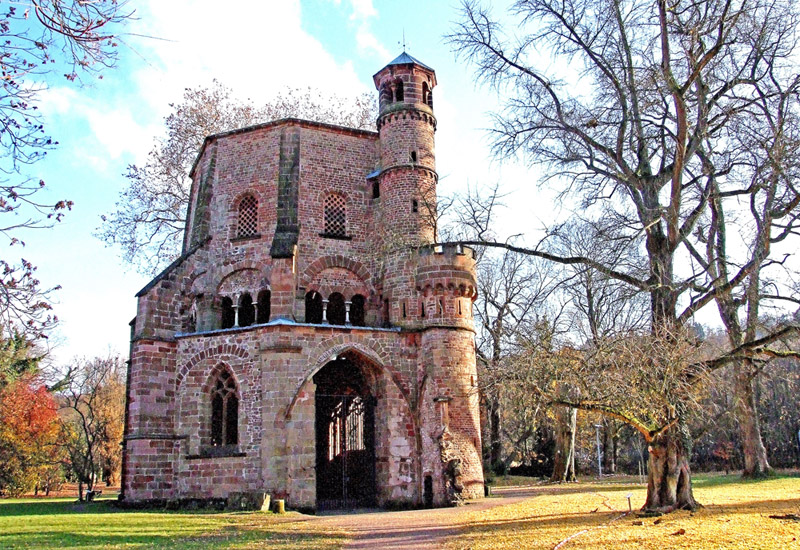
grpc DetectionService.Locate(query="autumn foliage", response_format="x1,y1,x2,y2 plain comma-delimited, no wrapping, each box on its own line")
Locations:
0,375,63,496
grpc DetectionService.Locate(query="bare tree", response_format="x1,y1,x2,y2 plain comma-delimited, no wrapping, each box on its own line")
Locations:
98,82,377,274
474,248,561,471
449,0,800,512
0,1,132,339
699,51,800,476
59,356,126,501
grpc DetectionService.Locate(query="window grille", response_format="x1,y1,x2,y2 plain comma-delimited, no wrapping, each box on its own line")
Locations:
324,194,347,236
237,195,258,237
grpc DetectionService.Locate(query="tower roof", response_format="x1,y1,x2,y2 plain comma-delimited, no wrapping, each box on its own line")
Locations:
385,51,434,71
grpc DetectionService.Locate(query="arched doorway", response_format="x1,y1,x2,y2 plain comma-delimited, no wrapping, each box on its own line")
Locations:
314,357,376,509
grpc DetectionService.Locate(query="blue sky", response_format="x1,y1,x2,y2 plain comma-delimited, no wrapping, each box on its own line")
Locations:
18,0,555,364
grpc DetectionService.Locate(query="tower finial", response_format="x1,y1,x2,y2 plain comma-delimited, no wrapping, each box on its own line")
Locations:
399,29,407,52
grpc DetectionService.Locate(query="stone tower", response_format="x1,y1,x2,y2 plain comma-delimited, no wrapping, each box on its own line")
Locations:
374,53,484,503
121,52,483,510
372,53,438,245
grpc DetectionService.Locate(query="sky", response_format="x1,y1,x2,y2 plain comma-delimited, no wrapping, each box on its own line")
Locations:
17,0,792,365
16,0,555,364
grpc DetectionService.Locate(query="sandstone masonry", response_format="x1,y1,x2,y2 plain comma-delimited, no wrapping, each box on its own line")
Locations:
121,53,484,510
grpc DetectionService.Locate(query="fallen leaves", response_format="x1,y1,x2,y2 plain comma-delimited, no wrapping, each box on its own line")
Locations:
449,473,800,550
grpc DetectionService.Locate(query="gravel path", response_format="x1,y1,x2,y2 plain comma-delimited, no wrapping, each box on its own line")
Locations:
314,486,539,549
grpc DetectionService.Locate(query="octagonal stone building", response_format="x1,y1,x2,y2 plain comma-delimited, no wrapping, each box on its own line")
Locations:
121,53,484,510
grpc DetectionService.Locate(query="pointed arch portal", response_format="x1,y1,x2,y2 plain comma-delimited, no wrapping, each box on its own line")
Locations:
314,357,376,509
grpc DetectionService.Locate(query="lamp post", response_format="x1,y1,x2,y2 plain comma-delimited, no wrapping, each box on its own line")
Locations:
594,424,603,477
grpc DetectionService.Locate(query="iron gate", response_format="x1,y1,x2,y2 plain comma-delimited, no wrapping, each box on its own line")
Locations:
315,392,376,509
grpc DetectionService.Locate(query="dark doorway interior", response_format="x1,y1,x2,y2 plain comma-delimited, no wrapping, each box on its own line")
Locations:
314,357,376,510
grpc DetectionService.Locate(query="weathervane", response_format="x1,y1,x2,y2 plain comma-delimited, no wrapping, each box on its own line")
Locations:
399,29,408,52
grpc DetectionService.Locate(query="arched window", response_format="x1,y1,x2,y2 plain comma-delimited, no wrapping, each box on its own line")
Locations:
256,289,271,324
423,82,433,108
210,368,238,447
221,296,235,329
236,194,258,238
350,295,366,327
305,291,323,324
327,292,346,325
394,79,404,102
324,193,347,237
238,293,255,327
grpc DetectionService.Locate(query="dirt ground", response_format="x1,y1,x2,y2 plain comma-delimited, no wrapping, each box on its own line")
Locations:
315,486,539,549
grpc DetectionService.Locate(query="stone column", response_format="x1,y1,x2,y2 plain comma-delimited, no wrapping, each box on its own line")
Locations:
345,301,352,325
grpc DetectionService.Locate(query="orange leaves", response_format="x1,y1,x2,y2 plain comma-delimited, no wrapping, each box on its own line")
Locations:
0,375,62,495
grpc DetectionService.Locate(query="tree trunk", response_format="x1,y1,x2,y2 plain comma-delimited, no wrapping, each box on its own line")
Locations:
734,360,771,478
602,419,617,475
78,480,85,502
643,431,698,513
551,406,577,482
488,397,502,471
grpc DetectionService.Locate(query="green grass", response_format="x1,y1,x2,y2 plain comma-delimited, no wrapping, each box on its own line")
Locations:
0,496,347,549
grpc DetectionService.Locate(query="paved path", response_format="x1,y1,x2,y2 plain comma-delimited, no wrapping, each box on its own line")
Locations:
314,486,539,549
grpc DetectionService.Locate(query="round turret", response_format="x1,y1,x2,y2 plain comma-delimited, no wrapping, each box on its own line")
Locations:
373,53,438,244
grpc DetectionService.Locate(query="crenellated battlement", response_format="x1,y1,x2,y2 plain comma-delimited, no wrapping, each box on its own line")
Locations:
376,106,436,131
418,243,477,259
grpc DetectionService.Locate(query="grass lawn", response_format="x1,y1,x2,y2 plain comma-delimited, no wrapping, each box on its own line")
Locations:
0,496,347,550
452,472,800,549
1,473,798,549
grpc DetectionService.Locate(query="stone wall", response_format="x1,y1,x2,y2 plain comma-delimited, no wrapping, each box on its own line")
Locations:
124,55,485,510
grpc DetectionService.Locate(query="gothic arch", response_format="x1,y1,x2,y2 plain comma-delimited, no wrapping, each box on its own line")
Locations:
283,339,411,421
176,346,251,392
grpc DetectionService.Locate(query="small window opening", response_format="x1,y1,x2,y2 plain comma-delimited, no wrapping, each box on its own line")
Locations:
327,292,346,325
324,193,347,237
256,289,271,324
458,300,462,316
351,294,366,327
221,297,235,329
423,82,433,108
410,150,417,162
236,194,258,238
412,199,418,213
402,302,407,319
372,180,380,199
210,368,238,446
438,298,444,315
305,291,323,324
421,301,426,318
394,79,404,102
238,293,255,327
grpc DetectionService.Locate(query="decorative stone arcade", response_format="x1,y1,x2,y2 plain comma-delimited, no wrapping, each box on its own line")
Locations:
121,52,484,511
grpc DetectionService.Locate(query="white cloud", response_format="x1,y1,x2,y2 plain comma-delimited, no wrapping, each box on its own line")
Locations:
130,0,370,109
349,0,378,20
356,25,390,59
37,86,79,116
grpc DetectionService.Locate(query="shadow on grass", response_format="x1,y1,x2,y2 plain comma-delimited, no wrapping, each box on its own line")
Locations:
448,494,800,544
0,500,346,550
0,527,347,550
0,498,239,518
